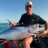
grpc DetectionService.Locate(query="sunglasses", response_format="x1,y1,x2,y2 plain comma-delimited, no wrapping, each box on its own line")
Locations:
26,5,32,9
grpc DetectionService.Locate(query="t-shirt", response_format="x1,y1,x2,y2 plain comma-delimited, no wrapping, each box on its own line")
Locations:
19,13,46,25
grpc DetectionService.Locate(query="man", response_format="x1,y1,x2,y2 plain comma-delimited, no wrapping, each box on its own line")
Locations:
10,1,48,48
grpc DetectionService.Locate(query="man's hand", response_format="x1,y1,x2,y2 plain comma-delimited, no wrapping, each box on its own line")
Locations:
10,23,17,27
10,23,20,27
37,30,48,38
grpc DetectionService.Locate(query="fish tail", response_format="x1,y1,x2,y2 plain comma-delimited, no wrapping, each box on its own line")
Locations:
7,20,12,24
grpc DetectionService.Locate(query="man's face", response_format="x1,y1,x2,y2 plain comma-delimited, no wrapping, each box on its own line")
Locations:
25,5,33,13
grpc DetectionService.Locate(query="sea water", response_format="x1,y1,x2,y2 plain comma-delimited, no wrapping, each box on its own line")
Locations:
0,23,10,32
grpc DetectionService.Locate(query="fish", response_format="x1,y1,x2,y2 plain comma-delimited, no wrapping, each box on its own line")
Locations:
0,24,45,40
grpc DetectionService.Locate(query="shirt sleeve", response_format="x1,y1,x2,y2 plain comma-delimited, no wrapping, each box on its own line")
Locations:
38,16,46,24
19,15,24,24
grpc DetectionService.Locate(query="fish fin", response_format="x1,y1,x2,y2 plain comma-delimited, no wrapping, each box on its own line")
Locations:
7,20,12,24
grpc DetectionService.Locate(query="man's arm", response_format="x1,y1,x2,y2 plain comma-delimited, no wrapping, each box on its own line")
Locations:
45,22,48,30
37,22,48,38
10,23,20,27
10,15,24,27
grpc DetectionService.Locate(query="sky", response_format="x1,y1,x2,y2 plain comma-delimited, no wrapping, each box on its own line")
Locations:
0,0,48,23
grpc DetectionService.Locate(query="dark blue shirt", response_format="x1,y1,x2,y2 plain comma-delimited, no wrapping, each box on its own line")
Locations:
19,13,46,25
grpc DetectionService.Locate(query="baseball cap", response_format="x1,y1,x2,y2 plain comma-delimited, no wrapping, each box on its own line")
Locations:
26,1,33,6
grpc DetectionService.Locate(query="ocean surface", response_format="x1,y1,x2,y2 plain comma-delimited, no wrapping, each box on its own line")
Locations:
0,23,10,32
